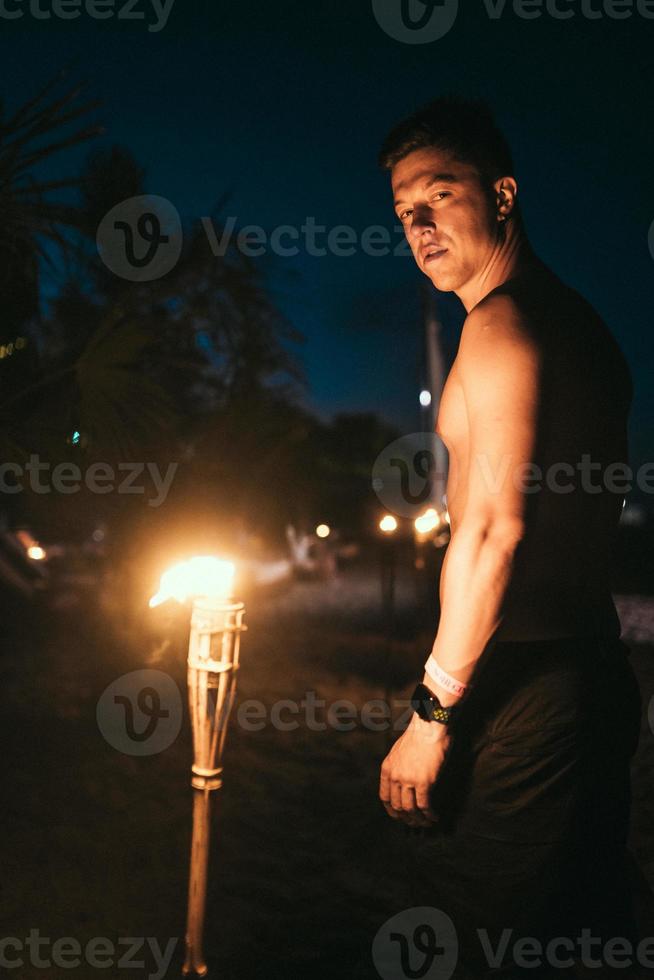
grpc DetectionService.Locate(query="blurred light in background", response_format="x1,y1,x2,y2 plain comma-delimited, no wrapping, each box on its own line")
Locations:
414,508,440,535
0,336,26,359
621,502,645,526
27,545,47,561
379,515,398,535
419,390,432,407
315,524,331,539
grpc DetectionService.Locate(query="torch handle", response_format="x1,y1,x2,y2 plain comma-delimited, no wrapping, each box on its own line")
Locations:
182,788,212,977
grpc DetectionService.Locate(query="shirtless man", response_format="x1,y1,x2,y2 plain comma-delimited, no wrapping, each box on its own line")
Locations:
377,99,642,976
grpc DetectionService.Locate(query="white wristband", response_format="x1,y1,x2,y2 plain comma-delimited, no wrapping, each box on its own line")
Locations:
424,655,470,698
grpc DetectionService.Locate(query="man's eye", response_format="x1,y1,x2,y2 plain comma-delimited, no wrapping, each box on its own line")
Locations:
432,192,450,202
399,209,413,220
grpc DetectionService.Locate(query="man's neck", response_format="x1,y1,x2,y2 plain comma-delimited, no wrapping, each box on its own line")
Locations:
456,223,538,314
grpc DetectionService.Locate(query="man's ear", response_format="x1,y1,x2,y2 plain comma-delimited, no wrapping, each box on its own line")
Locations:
494,176,518,222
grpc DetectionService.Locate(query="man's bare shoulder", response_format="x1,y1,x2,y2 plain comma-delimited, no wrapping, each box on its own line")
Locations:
458,291,542,373
459,273,632,422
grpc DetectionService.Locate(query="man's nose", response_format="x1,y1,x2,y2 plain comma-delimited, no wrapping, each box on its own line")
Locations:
410,208,436,238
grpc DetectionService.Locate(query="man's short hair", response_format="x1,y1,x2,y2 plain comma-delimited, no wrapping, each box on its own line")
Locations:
378,96,516,186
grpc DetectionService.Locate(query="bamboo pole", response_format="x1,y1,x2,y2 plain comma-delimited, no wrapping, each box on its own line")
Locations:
182,598,246,977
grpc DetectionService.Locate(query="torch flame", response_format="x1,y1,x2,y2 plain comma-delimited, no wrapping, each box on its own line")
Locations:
149,556,235,607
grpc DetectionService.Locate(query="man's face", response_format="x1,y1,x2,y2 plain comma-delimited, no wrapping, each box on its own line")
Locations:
391,146,499,293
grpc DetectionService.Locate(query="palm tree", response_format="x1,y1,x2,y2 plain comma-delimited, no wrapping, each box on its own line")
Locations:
0,68,102,334
0,75,308,547
0,70,102,464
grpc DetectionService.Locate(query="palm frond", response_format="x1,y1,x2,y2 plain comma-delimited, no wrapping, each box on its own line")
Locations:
0,72,102,310
0,69,71,134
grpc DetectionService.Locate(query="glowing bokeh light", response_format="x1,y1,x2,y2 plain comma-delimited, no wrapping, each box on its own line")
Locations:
379,515,398,534
414,508,441,535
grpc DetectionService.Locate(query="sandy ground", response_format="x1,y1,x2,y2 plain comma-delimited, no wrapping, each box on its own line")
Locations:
0,556,653,979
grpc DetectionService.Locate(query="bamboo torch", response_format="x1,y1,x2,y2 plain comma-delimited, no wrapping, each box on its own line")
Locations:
150,556,246,977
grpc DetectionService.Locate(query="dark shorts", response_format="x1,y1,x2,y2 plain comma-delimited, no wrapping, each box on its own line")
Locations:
409,635,643,977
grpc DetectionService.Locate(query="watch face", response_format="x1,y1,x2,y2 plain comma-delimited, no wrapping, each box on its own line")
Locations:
411,683,454,725
411,684,434,722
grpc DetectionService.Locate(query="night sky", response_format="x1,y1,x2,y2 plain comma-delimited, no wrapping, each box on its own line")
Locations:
3,0,653,469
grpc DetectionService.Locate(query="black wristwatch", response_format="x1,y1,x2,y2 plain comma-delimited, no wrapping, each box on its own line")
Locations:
411,682,457,726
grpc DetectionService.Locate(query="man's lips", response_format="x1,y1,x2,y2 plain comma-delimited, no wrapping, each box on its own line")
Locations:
421,246,448,264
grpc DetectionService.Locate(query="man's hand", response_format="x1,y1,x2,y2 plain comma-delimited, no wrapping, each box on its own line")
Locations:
379,714,452,827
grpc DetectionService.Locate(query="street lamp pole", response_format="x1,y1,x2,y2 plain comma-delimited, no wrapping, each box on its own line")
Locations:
378,515,398,744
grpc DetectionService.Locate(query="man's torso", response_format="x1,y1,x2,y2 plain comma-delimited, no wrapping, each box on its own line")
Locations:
436,265,633,643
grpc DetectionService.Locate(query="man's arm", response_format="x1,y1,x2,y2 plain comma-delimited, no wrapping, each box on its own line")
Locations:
379,296,542,823
422,295,542,704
